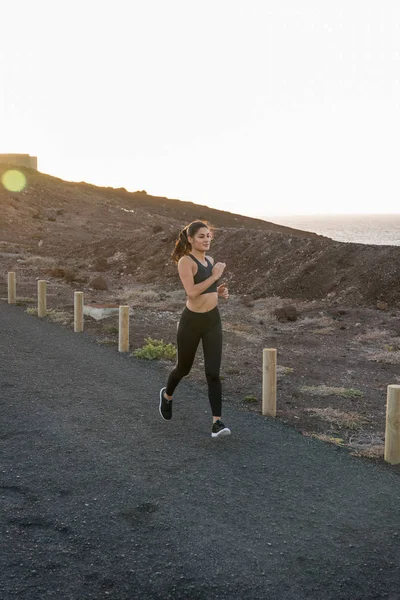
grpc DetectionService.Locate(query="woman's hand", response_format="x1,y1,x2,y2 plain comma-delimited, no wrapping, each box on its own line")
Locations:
217,283,229,299
212,262,226,281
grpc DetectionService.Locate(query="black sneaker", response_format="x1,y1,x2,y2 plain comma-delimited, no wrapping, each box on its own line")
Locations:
159,387,172,421
211,420,231,438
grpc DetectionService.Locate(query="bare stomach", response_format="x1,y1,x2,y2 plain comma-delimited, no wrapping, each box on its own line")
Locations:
186,292,218,313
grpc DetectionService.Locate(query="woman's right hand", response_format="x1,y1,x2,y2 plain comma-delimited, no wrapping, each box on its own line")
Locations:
212,262,226,281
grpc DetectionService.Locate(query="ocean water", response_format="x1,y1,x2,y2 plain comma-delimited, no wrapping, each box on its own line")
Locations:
263,214,400,246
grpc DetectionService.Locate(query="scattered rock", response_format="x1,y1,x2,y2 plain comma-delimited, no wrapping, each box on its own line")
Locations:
48,267,77,283
94,257,109,272
274,305,298,322
89,276,109,291
241,295,254,308
377,300,388,311
63,269,78,283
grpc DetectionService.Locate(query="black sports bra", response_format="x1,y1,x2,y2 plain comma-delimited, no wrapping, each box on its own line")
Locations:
188,254,218,294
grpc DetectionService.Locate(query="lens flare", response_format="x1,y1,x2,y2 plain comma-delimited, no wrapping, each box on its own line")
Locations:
1,169,27,192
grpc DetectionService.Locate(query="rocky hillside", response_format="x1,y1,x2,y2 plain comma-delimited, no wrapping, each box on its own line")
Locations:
1,164,400,306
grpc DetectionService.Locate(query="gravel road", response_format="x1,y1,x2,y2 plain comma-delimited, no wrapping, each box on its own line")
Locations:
1,303,400,600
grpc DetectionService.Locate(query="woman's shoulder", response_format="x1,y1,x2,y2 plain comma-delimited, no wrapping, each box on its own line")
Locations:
178,254,196,271
206,255,214,265
178,254,193,265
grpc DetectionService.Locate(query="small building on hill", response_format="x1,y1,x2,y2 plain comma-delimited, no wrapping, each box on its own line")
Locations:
0,154,38,170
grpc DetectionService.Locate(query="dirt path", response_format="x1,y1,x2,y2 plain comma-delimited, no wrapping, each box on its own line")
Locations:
1,302,400,600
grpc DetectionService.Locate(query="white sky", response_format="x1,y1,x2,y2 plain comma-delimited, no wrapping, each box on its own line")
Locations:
1,0,399,216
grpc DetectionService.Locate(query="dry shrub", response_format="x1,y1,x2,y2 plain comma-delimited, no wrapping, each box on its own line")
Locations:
16,297,36,305
108,251,128,264
223,321,254,333
355,329,391,343
297,316,335,329
300,385,363,398
252,297,290,322
222,321,261,342
348,432,385,459
121,289,160,304
46,309,73,325
305,433,345,446
97,337,116,346
349,446,384,459
311,327,335,335
167,301,185,309
368,351,400,365
167,290,186,303
18,255,51,266
277,365,293,376
304,407,367,430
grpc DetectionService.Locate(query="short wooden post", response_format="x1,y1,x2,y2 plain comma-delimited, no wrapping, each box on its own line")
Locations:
8,272,16,304
37,280,47,317
74,292,84,332
385,385,400,465
119,305,130,352
262,348,277,417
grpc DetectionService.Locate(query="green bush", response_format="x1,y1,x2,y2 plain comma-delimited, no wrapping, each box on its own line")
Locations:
244,394,257,403
103,325,119,334
133,337,176,361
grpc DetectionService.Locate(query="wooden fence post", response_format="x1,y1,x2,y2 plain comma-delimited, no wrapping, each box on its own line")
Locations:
262,348,277,417
8,272,16,304
37,280,47,317
74,292,84,332
119,306,130,352
385,385,400,464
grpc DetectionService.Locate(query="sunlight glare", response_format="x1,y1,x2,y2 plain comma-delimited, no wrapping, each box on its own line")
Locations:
1,170,27,192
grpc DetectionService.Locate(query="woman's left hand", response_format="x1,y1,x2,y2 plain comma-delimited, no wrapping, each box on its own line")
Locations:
217,283,229,299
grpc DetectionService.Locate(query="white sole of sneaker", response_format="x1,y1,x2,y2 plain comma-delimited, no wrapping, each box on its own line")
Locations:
159,387,170,421
211,428,231,438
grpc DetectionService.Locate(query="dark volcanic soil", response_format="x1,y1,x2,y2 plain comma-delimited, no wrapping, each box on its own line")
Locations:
1,164,400,465
1,164,400,306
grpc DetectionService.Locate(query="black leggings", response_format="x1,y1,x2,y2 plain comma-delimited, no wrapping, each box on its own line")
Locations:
166,306,223,416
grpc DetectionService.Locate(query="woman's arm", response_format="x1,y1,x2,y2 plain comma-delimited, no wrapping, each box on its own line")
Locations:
178,257,218,298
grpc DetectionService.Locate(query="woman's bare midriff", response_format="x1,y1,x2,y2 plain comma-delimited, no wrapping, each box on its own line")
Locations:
186,292,218,313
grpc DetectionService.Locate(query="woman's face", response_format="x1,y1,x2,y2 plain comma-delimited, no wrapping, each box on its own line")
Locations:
189,227,212,251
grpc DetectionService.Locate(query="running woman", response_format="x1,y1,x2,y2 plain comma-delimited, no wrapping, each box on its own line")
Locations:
159,220,231,438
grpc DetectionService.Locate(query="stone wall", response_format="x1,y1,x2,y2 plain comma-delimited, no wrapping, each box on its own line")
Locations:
0,154,38,170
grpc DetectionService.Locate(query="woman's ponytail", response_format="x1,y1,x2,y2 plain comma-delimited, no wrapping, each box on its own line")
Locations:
171,227,192,263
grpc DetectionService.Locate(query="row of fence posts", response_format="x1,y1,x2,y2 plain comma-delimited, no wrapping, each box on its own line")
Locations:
6,271,400,464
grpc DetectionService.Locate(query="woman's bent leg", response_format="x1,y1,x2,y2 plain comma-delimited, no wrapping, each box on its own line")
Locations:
165,314,201,396
202,319,223,417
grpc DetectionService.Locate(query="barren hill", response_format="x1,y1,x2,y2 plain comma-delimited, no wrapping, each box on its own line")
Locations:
1,164,400,306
